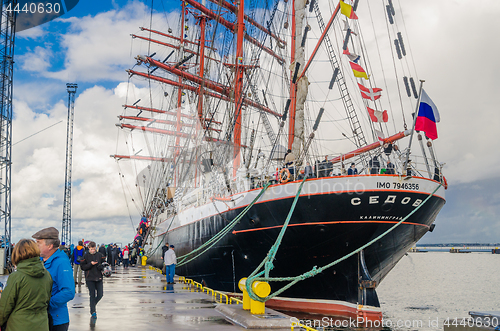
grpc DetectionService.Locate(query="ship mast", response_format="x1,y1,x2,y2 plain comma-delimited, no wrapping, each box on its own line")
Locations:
233,0,245,176
197,14,207,123
288,0,296,151
289,0,308,157
119,0,283,188
174,0,186,187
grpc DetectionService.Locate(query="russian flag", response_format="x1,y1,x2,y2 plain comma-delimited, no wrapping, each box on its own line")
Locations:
415,89,440,140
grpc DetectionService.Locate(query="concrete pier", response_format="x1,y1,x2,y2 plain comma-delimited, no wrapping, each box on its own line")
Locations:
65,266,292,330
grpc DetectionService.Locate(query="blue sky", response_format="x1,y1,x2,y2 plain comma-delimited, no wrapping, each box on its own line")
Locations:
9,0,500,245
15,1,151,109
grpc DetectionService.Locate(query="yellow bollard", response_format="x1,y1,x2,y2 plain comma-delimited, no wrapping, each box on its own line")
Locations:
250,281,271,315
141,256,147,266
238,278,251,310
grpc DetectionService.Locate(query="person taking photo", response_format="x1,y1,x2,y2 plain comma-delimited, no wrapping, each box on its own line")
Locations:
80,241,104,319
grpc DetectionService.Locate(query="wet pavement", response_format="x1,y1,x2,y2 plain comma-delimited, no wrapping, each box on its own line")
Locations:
67,266,244,331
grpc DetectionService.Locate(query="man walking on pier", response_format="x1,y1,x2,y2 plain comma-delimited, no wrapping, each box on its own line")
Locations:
33,227,75,331
164,245,176,284
80,241,104,319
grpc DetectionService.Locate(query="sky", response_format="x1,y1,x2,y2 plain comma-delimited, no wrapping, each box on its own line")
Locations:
7,0,500,246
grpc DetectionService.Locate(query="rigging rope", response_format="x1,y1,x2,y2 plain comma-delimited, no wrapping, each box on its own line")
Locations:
176,181,271,267
366,1,397,134
381,0,407,129
117,169,140,232
246,182,443,302
146,213,177,257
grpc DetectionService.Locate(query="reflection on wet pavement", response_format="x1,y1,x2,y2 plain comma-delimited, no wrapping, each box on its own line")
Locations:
68,266,238,330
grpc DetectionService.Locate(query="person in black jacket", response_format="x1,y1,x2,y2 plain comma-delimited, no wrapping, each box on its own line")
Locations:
369,156,380,174
161,242,169,275
98,244,107,262
111,244,118,267
106,244,112,265
385,160,396,175
323,155,333,177
80,241,104,318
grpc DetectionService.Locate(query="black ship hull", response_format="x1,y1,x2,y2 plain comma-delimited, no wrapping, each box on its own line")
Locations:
147,175,445,317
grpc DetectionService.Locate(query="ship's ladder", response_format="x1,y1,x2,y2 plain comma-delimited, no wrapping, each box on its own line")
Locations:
245,181,442,303
311,0,367,150
247,79,277,146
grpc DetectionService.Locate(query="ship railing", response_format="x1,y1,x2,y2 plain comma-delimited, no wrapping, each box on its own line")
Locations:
402,154,443,179
283,153,444,183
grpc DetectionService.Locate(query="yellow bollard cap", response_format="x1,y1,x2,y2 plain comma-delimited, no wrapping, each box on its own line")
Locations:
252,281,271,298
238,278,248,292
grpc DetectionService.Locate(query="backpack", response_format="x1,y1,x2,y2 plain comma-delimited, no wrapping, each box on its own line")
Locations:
74,248,84,264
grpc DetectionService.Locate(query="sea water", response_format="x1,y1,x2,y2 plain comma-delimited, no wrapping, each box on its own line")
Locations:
294,252,500,330
377,252,500,330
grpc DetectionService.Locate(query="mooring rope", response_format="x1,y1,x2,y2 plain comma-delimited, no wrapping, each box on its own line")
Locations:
246,182,443,302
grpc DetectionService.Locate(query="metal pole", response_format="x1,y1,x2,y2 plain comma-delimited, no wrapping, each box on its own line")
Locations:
62,83,77,246
404,80,424,176
417,133,432,178
1,0,16,270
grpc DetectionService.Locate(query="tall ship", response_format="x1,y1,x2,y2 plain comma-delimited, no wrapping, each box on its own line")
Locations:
113,0,447,320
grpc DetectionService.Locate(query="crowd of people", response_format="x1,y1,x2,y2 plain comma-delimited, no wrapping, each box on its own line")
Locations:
0,209,184,331
0,227,76,331
0,226,158,331
278,143,400,182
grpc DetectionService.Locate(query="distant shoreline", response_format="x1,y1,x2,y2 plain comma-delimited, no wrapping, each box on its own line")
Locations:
416,243,500,247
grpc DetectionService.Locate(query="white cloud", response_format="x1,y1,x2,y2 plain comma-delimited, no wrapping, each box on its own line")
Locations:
11,83,140,244
9,1,183,244
16,25,45,39
13,81,62,111
392,1,500,184
19,46,53,73
305,1,500,185
21,1,181,83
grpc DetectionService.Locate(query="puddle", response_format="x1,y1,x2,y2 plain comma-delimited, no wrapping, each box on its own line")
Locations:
253,314,288,319
406,305,437,312
176,298,215,304
150,313,232,325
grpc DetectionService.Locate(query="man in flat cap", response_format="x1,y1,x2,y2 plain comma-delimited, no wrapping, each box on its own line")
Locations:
33,227,75,331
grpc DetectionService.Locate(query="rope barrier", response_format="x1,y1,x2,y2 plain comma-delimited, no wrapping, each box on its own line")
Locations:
246,182,443,302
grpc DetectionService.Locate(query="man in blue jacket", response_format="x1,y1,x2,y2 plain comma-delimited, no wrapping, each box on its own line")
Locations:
33,227,76,331
72,241,85,285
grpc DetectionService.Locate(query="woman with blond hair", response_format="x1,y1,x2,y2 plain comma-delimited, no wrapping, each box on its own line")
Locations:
0,239,53,331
